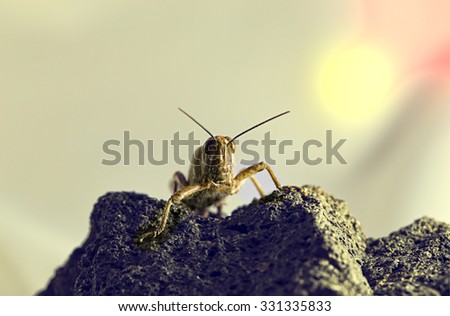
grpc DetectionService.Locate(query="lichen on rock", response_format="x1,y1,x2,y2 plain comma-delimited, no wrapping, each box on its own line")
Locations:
38,186,449,296
363,217,450,296
39,186,372,295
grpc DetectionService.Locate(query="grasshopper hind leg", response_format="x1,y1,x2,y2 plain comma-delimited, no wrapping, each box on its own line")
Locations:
170,171,188,193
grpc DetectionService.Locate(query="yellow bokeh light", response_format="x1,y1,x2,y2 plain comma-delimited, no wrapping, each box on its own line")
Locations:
316,43,396,123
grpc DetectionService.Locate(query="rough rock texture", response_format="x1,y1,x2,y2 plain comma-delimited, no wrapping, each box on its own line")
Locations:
39,186,372,295
363,217,450,295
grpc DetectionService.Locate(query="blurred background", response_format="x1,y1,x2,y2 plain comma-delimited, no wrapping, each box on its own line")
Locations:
0,0,448,295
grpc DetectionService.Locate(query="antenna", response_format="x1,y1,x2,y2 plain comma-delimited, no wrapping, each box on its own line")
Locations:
228,110,290,144
178,107,215,139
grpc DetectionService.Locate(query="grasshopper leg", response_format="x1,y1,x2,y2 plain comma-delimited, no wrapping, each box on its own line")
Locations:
170,171,188,193
233,162,282,193
138,183,209,243
250,175,265,197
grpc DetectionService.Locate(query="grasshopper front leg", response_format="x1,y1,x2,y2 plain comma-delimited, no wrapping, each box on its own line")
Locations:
250,175,265,197
138,183,209,243
233,161,282,194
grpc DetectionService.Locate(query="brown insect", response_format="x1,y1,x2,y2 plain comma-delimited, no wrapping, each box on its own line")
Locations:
137,108,289,243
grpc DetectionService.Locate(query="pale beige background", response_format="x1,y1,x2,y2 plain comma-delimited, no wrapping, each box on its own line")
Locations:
1,0,448,295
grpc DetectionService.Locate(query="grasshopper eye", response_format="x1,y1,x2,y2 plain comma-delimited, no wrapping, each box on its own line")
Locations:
204,137,218,153
225,136,236,153
231,142,236,153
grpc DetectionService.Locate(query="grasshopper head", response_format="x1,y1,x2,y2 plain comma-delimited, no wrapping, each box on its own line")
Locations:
201,136,236,182
178,107,289,183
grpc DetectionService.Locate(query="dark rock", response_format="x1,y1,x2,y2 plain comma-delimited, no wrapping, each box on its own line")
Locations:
363,217,450,296
39,185,372,295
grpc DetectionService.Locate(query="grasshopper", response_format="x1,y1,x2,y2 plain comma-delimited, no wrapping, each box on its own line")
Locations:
137,108,289,243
